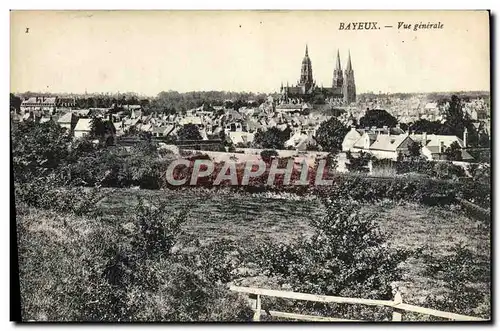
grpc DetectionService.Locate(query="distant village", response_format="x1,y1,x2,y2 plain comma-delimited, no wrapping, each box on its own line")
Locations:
10,90,491,171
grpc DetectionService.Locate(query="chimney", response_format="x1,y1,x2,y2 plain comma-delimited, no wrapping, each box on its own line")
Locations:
439,141,444,154
463,127,468,148
423,132,427,145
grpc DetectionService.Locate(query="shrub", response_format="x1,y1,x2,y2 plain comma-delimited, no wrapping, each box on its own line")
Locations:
260,150,279,163
11,120,72,183
14,175,105,216
314,175,460,206
248,199,412,320
17,199,253,321
421,243,490,319
346,151,371,173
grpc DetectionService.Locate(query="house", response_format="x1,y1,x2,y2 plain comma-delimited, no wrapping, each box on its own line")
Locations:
74,109,92,118
367,134,414,160
351,131,414,160
74,118,93,138
56,97,76,110
152,125,175,138
57,112,79,132
342,127,364,151
343,126,407,153
20,96,57,113
275,103,303,113
179,116,203,127
285,131,316,151
228,131,255,145
413,132,474,161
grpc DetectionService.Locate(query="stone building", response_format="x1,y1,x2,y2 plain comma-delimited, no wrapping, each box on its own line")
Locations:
279,45,357,104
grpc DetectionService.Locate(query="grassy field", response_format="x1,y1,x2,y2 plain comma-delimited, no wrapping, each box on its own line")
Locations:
98,188,322,245
96,188,490,311
18,187,490,320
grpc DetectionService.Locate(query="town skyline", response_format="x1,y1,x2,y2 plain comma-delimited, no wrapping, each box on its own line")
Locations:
11,11,490,96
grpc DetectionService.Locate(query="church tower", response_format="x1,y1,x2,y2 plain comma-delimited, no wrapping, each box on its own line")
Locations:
332,49,343,89
299,45,314,92
343,51,356,104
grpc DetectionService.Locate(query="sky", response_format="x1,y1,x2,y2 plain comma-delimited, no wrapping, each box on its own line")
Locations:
10,10,490,96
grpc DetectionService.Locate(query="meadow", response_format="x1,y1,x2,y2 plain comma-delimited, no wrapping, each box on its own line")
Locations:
96,188,490,313
17,187,491,320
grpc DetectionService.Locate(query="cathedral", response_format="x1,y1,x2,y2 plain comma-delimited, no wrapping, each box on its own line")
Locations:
279,45,356,104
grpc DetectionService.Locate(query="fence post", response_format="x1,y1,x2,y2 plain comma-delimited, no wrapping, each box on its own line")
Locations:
253,294,261,322
392,290,402,322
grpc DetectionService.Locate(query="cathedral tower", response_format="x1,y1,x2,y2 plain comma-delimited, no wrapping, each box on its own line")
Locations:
299,45,314,92
332,49,343,89
343,51,356,104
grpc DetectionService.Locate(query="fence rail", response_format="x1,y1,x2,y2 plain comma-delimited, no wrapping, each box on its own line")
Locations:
229,285,487,322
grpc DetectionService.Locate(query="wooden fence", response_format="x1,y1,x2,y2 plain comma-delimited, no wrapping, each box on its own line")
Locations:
229,285,487,322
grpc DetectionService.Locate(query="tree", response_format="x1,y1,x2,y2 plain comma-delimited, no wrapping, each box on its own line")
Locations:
346,151,372,173
408,141,421,157
359,109,398,129
315,117,349,153
90,117,116,146
12,121,72,183
253,127,288,150
177,124,202,141
444,141,462,161
252,200,411,320
409,119,451,135
10,93,22,113
260,150,279,163
442,95,479,146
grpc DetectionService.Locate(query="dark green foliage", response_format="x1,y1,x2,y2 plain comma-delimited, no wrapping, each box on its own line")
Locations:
260,149,279,162
177,124,202,141
443,95,479,146
444,141,463,161
17,200,253,321
12,121,72,183
67,140,170,189
314,176,464,206
249,199,412,320
10,93,22,112
146,90,268,113
315,117,349,153
14,177,104,216
408,119,452,135
346,151,372,173
422,243,490,319
90,117,116,146
359,109,398,129
253,127,289,150
390,158,466,180
408,141,421,157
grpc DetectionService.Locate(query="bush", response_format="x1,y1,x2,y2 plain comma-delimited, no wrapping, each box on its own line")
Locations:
260,150,279,163
14,175,105,216
17,199,253,321
311,175,484,207
11,120,72,183
421,243,490,319
247,199,412,320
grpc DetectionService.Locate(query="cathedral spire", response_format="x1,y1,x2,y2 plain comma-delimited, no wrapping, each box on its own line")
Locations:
300,44,313,91
332,49,343,89
346,50,352,72
343,50,356,104
335,49,341,71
